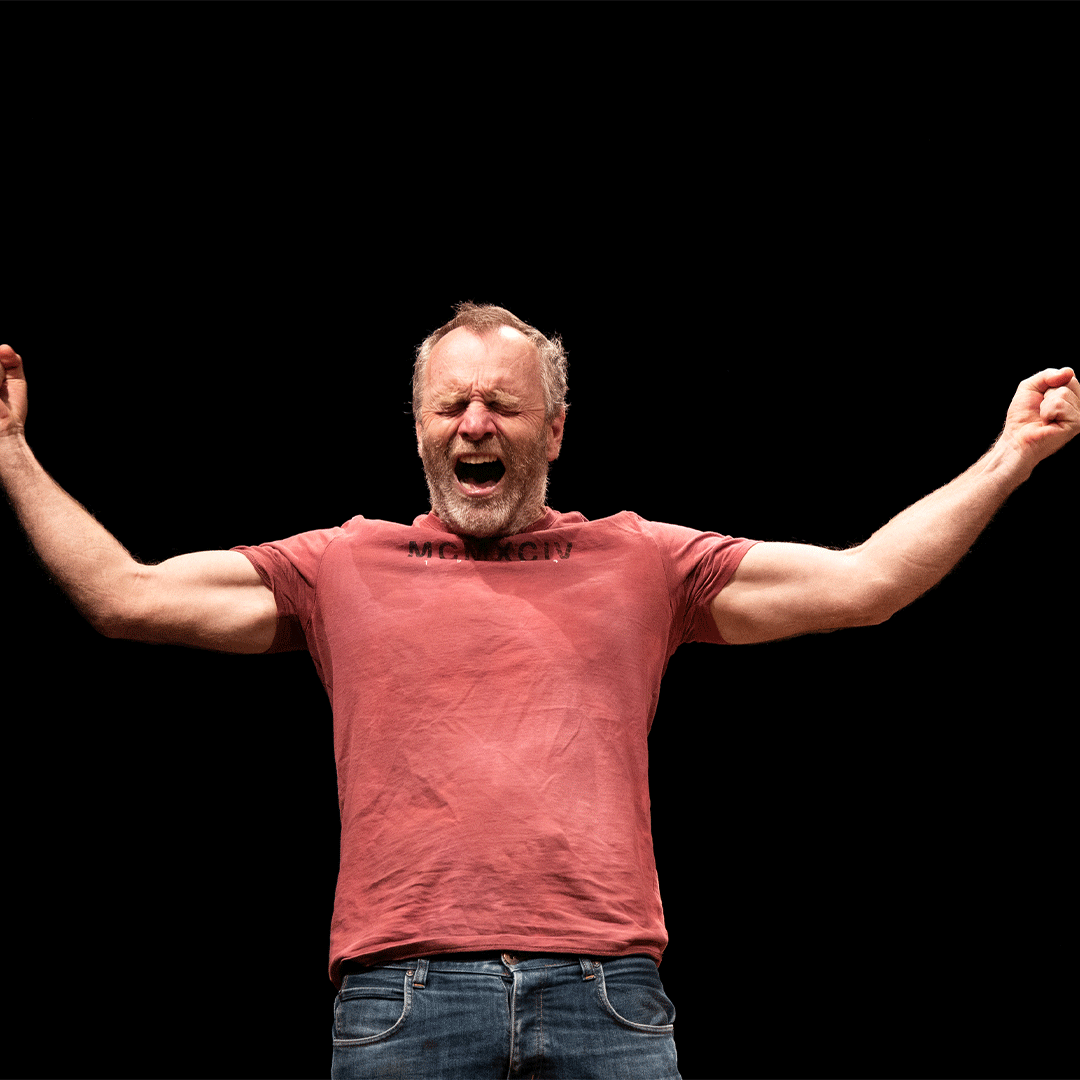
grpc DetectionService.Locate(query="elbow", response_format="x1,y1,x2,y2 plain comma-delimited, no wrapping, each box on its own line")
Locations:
90,601,136,640
86,577,148,641
860,602,896,628
849,581,900,629
823,602,892,633
58,562,149,640
859,585,909,627
847,552,902,627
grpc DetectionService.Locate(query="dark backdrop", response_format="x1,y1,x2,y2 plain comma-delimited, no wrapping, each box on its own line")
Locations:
5,27,1075,1080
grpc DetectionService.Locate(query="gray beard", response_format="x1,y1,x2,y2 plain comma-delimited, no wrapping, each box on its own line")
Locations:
419,428,552,539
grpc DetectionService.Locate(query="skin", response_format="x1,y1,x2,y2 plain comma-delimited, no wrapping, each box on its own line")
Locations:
0,340,1077,653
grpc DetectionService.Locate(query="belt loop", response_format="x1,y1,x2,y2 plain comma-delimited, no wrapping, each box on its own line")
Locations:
412,958,430,988
579,958,598,981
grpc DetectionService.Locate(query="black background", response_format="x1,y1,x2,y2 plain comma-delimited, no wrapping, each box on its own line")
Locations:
4,17,1076,1080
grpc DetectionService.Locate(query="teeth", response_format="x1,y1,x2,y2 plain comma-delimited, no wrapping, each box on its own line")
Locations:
457,454,499,464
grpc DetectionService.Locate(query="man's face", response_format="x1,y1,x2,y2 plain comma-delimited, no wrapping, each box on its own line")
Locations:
416,325,565,538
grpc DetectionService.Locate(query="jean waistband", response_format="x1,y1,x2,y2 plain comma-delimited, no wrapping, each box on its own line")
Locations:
341,954,616,989
340,951,632,976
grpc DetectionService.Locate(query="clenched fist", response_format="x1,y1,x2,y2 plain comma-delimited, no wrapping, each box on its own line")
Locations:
0,344,28,440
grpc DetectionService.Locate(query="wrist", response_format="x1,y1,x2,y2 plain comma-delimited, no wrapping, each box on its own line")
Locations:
982,434,1034,490
0,431,34,478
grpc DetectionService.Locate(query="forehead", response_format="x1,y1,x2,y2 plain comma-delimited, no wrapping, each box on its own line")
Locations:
424,325,543,402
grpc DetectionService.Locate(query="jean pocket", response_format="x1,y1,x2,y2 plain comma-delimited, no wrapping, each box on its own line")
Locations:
594,958,677,1033
333,969,413,1045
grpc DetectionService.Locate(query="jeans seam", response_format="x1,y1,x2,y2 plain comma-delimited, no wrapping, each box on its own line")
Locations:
595,968,675,1034
536,984,544,1071
332,970,414,1047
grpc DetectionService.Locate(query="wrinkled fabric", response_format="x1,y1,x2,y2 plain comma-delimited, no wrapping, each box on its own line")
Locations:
235,509,758,987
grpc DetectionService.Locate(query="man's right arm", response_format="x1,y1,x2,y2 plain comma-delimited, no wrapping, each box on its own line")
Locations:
1,345,278,654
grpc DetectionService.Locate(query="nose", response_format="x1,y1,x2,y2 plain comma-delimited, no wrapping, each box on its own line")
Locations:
457,401,498,441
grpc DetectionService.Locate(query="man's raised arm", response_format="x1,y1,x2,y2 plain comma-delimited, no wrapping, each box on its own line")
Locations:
713,367,1080,645
1,344,278,653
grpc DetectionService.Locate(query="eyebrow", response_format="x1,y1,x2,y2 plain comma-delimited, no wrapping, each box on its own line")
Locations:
429,387,524,410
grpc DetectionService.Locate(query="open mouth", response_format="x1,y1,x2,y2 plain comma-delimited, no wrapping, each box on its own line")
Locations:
454,453,506,494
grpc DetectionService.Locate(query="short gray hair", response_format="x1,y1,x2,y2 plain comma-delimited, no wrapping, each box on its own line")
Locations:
413,302,569,422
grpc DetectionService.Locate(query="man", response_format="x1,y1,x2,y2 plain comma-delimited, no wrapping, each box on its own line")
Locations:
1,305,1077,1079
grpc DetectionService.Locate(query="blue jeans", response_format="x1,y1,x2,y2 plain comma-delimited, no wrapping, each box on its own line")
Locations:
331,953,681,1079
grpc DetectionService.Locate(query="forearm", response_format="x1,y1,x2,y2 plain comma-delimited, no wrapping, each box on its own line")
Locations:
857,439,1026,621
1,435,140,634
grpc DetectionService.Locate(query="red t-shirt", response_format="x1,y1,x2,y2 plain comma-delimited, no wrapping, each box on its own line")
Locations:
235,508,757,986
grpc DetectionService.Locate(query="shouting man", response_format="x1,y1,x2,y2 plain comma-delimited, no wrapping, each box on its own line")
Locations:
1,303,1076,1079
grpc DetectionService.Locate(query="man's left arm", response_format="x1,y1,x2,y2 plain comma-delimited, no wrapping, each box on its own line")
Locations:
712,367,1079,646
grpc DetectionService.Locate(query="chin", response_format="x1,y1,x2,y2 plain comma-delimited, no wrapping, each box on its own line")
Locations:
437,500,529,540
427,482,547,539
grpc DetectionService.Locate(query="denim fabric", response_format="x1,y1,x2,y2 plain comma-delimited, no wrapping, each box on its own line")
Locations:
331,953,681,1079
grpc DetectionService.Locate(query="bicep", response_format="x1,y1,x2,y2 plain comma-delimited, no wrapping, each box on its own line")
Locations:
711,541,885,645
118,550,280,653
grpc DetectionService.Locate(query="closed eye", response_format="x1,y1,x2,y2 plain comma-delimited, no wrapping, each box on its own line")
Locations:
433,397,522,416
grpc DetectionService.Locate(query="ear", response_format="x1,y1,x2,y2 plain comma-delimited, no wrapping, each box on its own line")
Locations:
546,409,566,462
415,420,424,456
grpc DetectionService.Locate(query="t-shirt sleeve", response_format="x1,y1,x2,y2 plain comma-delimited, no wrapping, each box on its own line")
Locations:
641,518,760,647
231,525,345,653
